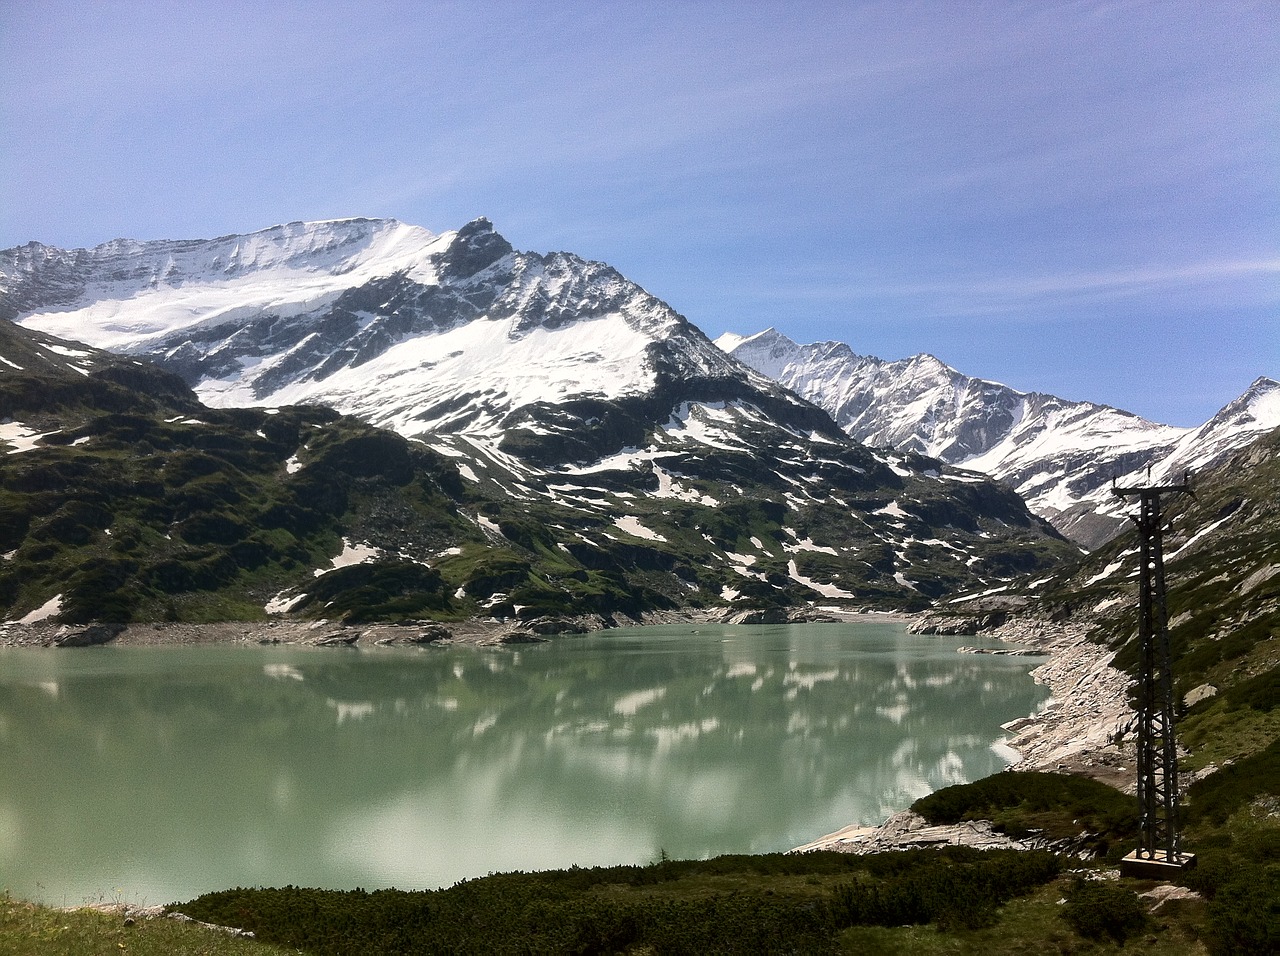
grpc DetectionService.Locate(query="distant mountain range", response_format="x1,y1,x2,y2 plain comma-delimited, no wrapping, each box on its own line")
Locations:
0,220,1075,624
718,329,1280,548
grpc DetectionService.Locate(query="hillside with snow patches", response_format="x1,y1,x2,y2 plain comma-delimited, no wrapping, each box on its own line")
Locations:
719,329,1280,549
0,219,1077,619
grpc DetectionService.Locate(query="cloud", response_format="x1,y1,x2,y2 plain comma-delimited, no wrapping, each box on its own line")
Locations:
716,257,1280,322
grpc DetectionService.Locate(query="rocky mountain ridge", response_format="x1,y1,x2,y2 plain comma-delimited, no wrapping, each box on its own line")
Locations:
719,328,1280,548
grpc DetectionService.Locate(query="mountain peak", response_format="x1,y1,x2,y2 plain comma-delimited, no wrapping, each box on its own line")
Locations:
438,217,513,280
1199,375,1280,431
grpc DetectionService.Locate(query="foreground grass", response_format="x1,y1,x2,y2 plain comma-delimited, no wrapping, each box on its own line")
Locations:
0,892,294,956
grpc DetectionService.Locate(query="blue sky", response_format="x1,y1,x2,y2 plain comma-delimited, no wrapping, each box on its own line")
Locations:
1,0,1275,426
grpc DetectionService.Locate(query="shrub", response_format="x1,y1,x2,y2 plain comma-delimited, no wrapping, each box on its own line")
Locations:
827,847,1061,931
1059,877,1151,944
911,771,1137,855
1204,864,1280,956
296,560,451,623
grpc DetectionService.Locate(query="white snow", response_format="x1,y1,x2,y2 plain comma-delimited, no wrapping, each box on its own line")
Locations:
787,559,857,598
0,422,56,454
205,312,663,439
875,500,910,518
16,594,62,624
44,344,93,358
613,515,667,542
265,592,308,614
1084,556,1129,586
724,330,1280,546
17,220,448,352
314,539,380,576
783,536,838,556
1168,512,1237,560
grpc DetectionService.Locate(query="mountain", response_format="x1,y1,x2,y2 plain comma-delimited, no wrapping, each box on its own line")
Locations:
4,218,837,460
0,220,1076,621
719,328,1280,548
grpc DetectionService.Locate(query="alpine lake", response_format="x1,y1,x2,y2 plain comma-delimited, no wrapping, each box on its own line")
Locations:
0,621,1049,906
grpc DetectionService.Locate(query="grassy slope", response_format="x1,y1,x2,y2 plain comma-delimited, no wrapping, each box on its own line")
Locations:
0,893,290,956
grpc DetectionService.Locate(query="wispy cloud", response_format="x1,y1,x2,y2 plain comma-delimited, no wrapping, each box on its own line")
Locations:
722,258,1280,321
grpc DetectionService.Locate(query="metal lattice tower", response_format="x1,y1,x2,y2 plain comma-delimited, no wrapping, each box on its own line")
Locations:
1113,474,1193,871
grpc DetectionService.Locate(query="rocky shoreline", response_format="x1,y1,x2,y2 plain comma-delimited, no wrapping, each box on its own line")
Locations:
0,614,627,649
0,606,913,649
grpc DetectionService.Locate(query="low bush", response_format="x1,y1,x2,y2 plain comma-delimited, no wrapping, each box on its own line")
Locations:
828,846,1061,931
1059,876,1150,944
175,848,1063,953
1203,863,1280,956
910,770,1137,856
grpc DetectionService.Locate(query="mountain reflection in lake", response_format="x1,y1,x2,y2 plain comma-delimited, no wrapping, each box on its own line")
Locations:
0,622,1047,905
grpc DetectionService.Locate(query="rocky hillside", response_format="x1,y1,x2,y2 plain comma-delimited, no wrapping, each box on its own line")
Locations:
923,421,1279,776
0,318,1077,626
1034,424,1280,773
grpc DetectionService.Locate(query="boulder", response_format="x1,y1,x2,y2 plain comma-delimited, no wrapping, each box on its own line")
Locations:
53,623,125,647
499,631,548,645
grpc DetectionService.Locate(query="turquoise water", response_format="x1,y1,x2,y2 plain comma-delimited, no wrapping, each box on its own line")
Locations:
0,622,1047,905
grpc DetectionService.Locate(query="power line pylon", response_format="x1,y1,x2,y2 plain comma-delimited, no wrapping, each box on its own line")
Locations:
1113,471,1196,877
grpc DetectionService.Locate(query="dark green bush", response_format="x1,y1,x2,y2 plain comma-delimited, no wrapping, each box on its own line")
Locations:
828,847,1061,931
911,771,1137,856
1222,665,1280,713
174,849,1061,954
297,560,452,623
1203,864,1280,956
1059,877,1150,943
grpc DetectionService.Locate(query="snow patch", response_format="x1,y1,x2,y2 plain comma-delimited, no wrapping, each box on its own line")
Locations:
613,515,667,542
314,539,380,576
265,592,308,614
16,594,62,624
0,422,57,454
787,559,857,599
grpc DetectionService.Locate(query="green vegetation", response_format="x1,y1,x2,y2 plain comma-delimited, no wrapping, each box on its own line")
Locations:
0,892,290,956
911,770,1139,859
172,849,1064,955
0,319,1078,627
1058,877,1152,944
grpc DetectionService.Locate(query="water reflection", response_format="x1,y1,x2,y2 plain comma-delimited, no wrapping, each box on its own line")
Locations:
0,623,1047,905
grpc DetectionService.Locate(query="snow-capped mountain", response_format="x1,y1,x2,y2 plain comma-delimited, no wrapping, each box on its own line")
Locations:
2,219,1080,613
719,328,1280,548
4,218,833,460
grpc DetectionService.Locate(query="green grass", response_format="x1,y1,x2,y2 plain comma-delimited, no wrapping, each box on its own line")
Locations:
0,892,293,956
